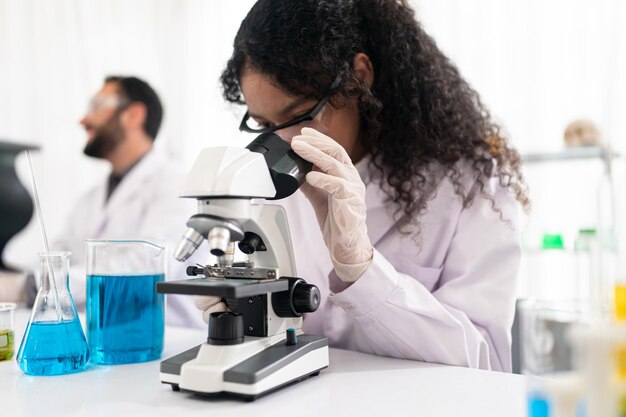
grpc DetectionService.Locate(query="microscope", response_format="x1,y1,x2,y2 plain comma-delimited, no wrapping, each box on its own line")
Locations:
156,132,329,400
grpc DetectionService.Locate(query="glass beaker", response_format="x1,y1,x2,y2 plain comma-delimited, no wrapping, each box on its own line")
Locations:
86,240,165,364
0,302,16,361
520,300,581,375
519,299,588,417
16,252,89,375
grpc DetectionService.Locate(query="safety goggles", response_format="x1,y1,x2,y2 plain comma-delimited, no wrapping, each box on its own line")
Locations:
239,76,341,134
86,95,130,116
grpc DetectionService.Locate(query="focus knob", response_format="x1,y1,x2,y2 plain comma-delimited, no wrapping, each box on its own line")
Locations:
272,278,320,317
208,312,244,345
293,282,320,313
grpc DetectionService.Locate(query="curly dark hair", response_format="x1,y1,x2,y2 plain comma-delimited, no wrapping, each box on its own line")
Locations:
221,0,530,234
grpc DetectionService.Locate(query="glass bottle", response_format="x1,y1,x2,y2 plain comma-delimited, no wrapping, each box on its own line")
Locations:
16,251,89,375
596,145,618,323
0,302,16,361
574,228,598,318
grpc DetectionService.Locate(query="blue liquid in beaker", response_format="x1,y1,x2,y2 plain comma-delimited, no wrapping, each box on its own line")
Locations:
87,274,164,364
18,319,89,376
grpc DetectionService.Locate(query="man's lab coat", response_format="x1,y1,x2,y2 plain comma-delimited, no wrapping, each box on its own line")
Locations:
53,149,205,328
284,160,520,372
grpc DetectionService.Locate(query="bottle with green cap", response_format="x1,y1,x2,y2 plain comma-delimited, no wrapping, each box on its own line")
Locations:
534,232,574,303
521,233,578,378
542,234,564,250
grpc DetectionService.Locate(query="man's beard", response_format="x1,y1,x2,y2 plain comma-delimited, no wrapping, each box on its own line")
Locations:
83,114,125,158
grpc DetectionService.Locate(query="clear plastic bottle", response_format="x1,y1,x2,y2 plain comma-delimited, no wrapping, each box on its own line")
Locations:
534,233,576,304
16,252,89,375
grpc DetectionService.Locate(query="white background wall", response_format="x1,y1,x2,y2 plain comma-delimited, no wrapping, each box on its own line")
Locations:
1,0,625,271
416,0,626,260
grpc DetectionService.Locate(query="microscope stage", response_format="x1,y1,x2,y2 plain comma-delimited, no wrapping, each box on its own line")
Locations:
156,277,289,298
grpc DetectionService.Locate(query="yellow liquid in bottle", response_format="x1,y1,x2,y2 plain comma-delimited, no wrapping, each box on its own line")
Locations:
616,284,626,322
615,285,626,382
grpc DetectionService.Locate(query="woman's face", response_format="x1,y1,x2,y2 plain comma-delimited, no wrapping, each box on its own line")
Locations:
239,69,364,163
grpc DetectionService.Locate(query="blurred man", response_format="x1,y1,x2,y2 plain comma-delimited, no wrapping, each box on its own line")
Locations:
3,76,203,328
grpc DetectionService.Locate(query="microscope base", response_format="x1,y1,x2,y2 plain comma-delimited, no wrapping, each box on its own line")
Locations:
160,334,329,400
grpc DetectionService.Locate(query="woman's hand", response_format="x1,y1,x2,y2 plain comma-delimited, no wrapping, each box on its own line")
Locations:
195,296,228,324
291,127,373,282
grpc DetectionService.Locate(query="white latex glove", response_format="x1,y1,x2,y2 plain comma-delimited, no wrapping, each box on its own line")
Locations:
194,296,228,324
291,127,373,282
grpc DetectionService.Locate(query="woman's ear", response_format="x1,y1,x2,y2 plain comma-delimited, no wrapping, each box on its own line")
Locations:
352,52,375,89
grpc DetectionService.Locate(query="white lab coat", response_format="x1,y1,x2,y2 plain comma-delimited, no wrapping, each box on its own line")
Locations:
52,149,205,328
282,159,520,372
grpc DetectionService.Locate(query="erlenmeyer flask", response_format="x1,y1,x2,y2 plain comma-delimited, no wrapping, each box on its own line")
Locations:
17,251,89,375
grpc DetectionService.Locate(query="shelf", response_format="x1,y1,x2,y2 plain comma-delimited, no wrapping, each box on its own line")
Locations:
522,146,621,164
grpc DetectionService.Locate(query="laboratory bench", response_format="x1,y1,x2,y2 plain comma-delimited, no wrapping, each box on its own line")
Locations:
1,308,527,417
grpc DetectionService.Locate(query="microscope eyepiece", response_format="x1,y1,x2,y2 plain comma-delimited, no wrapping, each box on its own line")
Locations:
246,132,312,200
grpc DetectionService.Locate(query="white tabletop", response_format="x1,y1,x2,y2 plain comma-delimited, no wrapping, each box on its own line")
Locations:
1,309,527,417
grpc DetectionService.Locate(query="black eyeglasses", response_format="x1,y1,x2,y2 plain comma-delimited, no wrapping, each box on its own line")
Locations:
239,76,342,134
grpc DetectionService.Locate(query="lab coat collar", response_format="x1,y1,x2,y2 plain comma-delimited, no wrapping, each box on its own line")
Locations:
354,154,372,185
104,149,164,215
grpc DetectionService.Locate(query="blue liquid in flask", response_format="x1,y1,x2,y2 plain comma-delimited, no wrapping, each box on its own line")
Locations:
87,274,164,364
17,319,90,376
528,394,550,417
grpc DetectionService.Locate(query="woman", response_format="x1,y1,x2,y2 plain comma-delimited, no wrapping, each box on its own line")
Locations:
197,0,529,372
